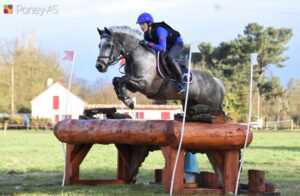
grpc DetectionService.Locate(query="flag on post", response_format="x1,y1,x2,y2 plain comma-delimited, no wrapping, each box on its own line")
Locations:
63,50,74,61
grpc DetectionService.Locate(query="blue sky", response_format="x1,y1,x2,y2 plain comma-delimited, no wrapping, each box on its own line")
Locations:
1,0,299,87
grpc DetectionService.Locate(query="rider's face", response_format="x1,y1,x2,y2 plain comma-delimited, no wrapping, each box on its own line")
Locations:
139,23,149,33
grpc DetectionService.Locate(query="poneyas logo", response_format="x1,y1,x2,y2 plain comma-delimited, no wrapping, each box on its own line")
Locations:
3,4,13,14
2,4,59,16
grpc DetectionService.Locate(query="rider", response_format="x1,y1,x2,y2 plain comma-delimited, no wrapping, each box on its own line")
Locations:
136,12,187,93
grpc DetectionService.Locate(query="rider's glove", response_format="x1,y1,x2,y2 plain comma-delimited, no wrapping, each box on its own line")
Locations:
139,40,149,47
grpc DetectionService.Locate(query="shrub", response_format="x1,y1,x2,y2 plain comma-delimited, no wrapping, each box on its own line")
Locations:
8,115,23,124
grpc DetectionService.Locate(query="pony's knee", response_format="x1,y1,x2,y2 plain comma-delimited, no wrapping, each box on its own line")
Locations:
113,77,121,86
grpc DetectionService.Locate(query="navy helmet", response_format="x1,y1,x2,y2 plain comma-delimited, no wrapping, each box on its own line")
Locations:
136,12,154,24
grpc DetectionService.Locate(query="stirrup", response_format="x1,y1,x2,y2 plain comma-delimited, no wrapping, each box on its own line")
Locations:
178,89,185,94
182,73,190,83
176,83,186,94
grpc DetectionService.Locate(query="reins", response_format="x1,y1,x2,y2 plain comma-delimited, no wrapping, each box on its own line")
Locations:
97,34,140,71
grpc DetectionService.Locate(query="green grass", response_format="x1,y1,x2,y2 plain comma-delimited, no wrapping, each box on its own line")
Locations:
0,130,300,195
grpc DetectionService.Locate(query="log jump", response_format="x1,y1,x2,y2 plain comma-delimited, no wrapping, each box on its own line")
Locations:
54,119,253,194
54,119,251,151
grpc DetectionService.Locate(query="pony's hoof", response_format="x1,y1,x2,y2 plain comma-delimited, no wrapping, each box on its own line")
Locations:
124,98,134,109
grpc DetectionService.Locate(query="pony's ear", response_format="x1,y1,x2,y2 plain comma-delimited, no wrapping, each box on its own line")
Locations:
97,27,103,36
104,27,112,35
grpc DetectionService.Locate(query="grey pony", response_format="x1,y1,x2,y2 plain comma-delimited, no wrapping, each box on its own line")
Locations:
95,26,225,115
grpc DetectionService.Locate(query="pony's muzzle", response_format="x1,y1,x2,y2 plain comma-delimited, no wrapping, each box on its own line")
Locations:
95,61,107,72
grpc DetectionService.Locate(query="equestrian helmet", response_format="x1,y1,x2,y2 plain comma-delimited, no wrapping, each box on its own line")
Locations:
136,12,154,24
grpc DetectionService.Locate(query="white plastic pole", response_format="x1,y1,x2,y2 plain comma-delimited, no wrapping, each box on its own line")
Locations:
64,52,76,118
169,44,193,196
61,51,76,187
234,53,258,195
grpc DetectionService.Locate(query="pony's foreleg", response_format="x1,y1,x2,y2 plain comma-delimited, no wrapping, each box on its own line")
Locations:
112,76,135,109
113,77,128,100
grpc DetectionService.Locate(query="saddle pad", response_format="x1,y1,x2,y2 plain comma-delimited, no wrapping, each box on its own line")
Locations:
156,52,193,83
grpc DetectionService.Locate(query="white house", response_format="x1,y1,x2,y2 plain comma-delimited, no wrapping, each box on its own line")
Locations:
86,104,183,120
31,82,86,123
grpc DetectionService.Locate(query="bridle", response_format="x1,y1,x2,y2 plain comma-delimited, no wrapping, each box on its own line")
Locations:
97,34,139,67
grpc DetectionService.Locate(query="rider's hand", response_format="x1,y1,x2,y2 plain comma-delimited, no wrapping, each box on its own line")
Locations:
139,40,149,47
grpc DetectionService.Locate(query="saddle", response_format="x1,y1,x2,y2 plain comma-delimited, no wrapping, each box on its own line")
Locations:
156,52,193,83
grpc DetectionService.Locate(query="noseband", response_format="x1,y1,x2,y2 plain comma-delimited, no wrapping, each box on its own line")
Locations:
97,34,139,66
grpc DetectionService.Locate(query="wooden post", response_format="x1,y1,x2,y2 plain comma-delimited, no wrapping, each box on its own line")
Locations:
65,144,93,185
155,169,162,184
65,143,126,185
265,182,275,192
161,146,184,194
223,150,239,194
4,121,8,132
197,172,222,188
248,170,265,192
117,149,129,181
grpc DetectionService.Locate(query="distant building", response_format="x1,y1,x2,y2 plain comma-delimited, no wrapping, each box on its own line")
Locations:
31,82,86,123
85,104,183,120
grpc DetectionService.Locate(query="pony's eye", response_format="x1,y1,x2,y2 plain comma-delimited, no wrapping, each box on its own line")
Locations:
106,43,112,48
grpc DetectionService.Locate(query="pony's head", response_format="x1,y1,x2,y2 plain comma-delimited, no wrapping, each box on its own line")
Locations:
95,27,123,72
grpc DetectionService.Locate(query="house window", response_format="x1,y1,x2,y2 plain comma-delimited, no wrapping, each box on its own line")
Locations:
139,112,144,119
135,112,144,119
161,112,170,120
53,96,59,109
61,115,72,120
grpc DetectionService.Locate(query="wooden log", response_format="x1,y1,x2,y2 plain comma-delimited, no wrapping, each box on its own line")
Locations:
248,170,266,192
155,169,162,184
173,122,252,151
197,172,222,188
265,182,275,192
54,119,252,151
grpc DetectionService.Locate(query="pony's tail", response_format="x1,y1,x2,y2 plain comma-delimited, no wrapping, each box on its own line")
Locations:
213,77,226,98
213,77,226,114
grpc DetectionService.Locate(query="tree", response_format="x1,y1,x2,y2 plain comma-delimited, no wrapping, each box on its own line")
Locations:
195,23,293,121
287,78,300,126
0,33,66,113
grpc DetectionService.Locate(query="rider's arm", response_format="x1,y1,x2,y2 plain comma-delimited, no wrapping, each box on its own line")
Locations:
148,27,168,53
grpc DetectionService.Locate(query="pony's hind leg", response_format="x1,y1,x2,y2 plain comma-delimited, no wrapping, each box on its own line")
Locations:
187,104,210,116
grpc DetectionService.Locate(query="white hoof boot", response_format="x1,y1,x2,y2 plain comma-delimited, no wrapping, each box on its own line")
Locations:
184,172,196,183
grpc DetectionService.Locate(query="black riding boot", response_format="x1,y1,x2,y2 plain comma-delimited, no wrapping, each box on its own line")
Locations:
168,59,186,93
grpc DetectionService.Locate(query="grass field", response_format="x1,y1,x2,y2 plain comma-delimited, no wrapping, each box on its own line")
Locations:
0,129,300,195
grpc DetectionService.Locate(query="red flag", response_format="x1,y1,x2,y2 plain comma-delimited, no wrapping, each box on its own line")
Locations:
63,50,74,61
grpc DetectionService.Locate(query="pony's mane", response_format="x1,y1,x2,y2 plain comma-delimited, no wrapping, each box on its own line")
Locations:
109,26,142,40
